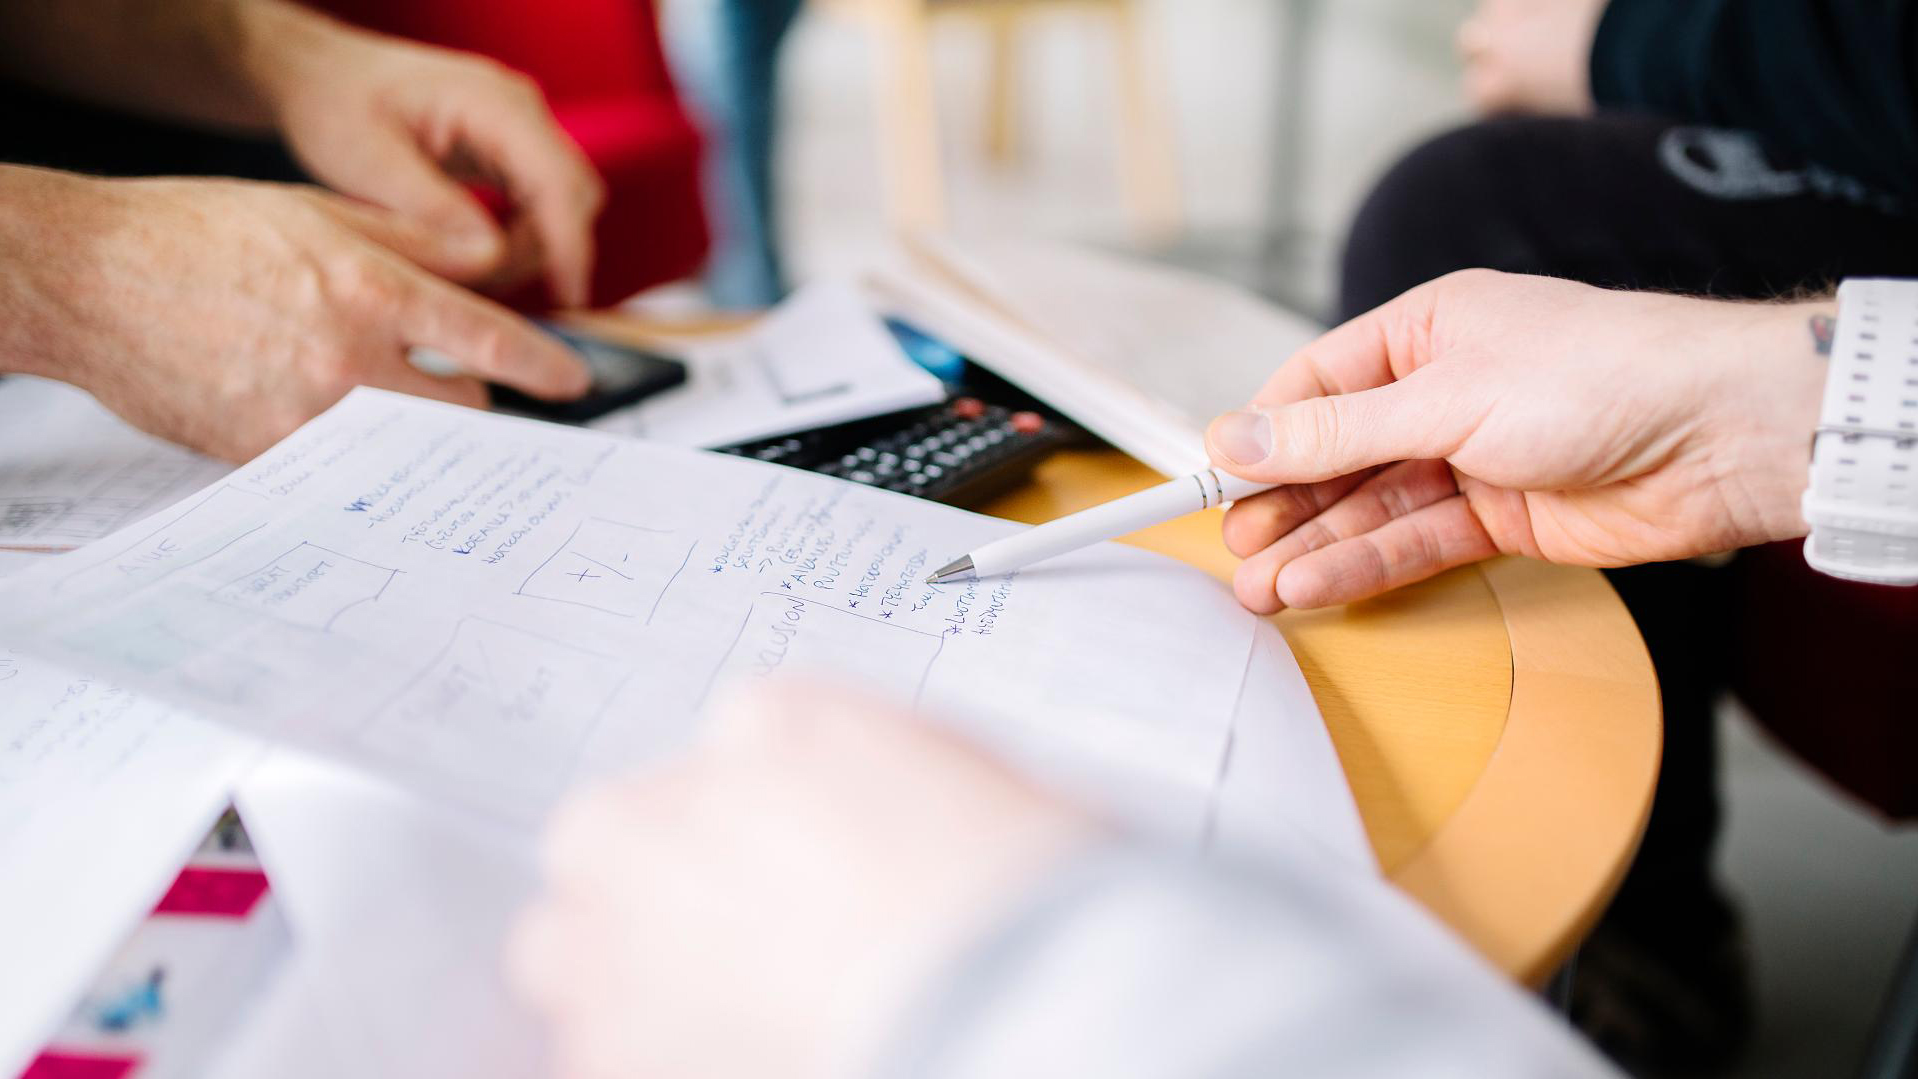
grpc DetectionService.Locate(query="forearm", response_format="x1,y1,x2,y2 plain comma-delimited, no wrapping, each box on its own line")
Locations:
0,0,350,133
1590,0,1918,198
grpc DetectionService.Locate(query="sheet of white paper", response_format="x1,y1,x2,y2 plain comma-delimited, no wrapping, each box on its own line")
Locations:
589,279,945,448
0,546,53,579
1208,620,1374,873
0,388,1257,836
204,958,349,1079
0,649,256,1077
234,752,544,1079
0,376,232,551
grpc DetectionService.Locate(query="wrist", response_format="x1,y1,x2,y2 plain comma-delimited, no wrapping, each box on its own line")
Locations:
1706,299,1828,544
231,0,369,128
0,167,128,385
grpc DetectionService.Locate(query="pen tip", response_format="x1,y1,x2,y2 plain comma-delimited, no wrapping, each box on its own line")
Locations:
926,555,974,585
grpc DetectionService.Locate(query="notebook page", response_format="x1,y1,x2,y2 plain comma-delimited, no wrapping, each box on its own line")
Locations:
0,389,1257,834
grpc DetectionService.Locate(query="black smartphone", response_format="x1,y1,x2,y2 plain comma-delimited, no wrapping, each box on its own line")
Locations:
490,322,688,424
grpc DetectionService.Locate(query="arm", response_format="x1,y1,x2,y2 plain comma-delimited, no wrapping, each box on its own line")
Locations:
0,0,286,131
1590,0,1918,199
0,0,604,306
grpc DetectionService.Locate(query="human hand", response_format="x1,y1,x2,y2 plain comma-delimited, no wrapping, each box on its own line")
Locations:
1204,270,1828,613
508,684,1094,1079
240,1,605,306
0,168,589,461
1456,0,1608,115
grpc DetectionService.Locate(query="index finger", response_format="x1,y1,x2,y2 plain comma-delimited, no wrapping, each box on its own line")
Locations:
462,87,605,309
398,269,590,399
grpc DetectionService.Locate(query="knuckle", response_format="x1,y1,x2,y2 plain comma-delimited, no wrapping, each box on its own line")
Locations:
1293,518,1338,555
1301,399,1349,472
1439,267,1503,292
576,171,607,213
322,252,394,311
465,325,510,377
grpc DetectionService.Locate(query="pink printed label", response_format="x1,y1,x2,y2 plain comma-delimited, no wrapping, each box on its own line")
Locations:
151,867,270,919
19,1050,140,1079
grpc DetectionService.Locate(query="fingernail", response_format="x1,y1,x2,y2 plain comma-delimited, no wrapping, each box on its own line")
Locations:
447,228,501,264
1214,411,1272,465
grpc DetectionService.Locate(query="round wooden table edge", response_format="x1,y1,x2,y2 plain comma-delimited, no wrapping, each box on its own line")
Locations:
1388,557,1662,985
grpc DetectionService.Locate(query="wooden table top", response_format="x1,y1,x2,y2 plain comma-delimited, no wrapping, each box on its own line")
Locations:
980,449,1662,985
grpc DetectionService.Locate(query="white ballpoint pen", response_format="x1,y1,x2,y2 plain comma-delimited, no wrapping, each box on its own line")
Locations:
925,467,1276,584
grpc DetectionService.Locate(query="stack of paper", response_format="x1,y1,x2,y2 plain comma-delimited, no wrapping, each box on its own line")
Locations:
0,388,1364,1073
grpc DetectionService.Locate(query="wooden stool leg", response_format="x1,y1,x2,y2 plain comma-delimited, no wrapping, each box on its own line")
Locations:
868,1,947,232
983,6,1020,166
1107,0,1182,241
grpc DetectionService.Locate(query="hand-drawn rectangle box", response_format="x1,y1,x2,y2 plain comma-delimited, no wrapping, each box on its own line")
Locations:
516,517,695,622
362,617,631,800
705,593,946,705
209,542,399,631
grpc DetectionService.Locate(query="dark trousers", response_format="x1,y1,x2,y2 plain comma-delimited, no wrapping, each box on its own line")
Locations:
1338,112,1918,1066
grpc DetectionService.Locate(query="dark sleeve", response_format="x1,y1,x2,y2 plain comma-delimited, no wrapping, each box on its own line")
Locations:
1590,0,1918,200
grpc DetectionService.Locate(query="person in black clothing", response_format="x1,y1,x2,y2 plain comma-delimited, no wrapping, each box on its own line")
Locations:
1346,2,1918,1072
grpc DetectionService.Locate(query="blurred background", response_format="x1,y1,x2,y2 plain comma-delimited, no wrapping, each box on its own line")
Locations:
716,0,1471,316
658,1,1918,1075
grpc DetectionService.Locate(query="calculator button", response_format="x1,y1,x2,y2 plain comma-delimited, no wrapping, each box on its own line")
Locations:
908,473,931,487
850,470,876,484
856,446,878,462
922,465,945,481
933,452,960,468
840,454,862,469
902,458,921,471
1010,411,1045,434
952,397,986,420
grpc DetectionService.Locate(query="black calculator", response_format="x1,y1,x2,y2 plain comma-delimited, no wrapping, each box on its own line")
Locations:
713,389,1077,508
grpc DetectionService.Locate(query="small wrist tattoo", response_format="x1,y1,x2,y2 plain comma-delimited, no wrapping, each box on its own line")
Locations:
1809,312,1836,357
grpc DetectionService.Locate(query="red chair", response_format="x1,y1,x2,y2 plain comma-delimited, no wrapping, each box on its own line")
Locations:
309,0,709,309
1728,542,1918,820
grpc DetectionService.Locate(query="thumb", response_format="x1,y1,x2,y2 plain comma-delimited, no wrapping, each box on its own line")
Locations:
312,124,505,278
1205,379,1462,484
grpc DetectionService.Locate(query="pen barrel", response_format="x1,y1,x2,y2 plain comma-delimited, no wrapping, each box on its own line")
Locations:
970,470,1263,577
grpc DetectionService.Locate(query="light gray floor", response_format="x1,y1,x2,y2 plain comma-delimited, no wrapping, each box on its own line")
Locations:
1717,702,1918,1078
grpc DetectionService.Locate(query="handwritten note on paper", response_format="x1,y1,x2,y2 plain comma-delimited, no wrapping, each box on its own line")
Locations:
588,280,946,448
0,389,1256,830
0,376,233,551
